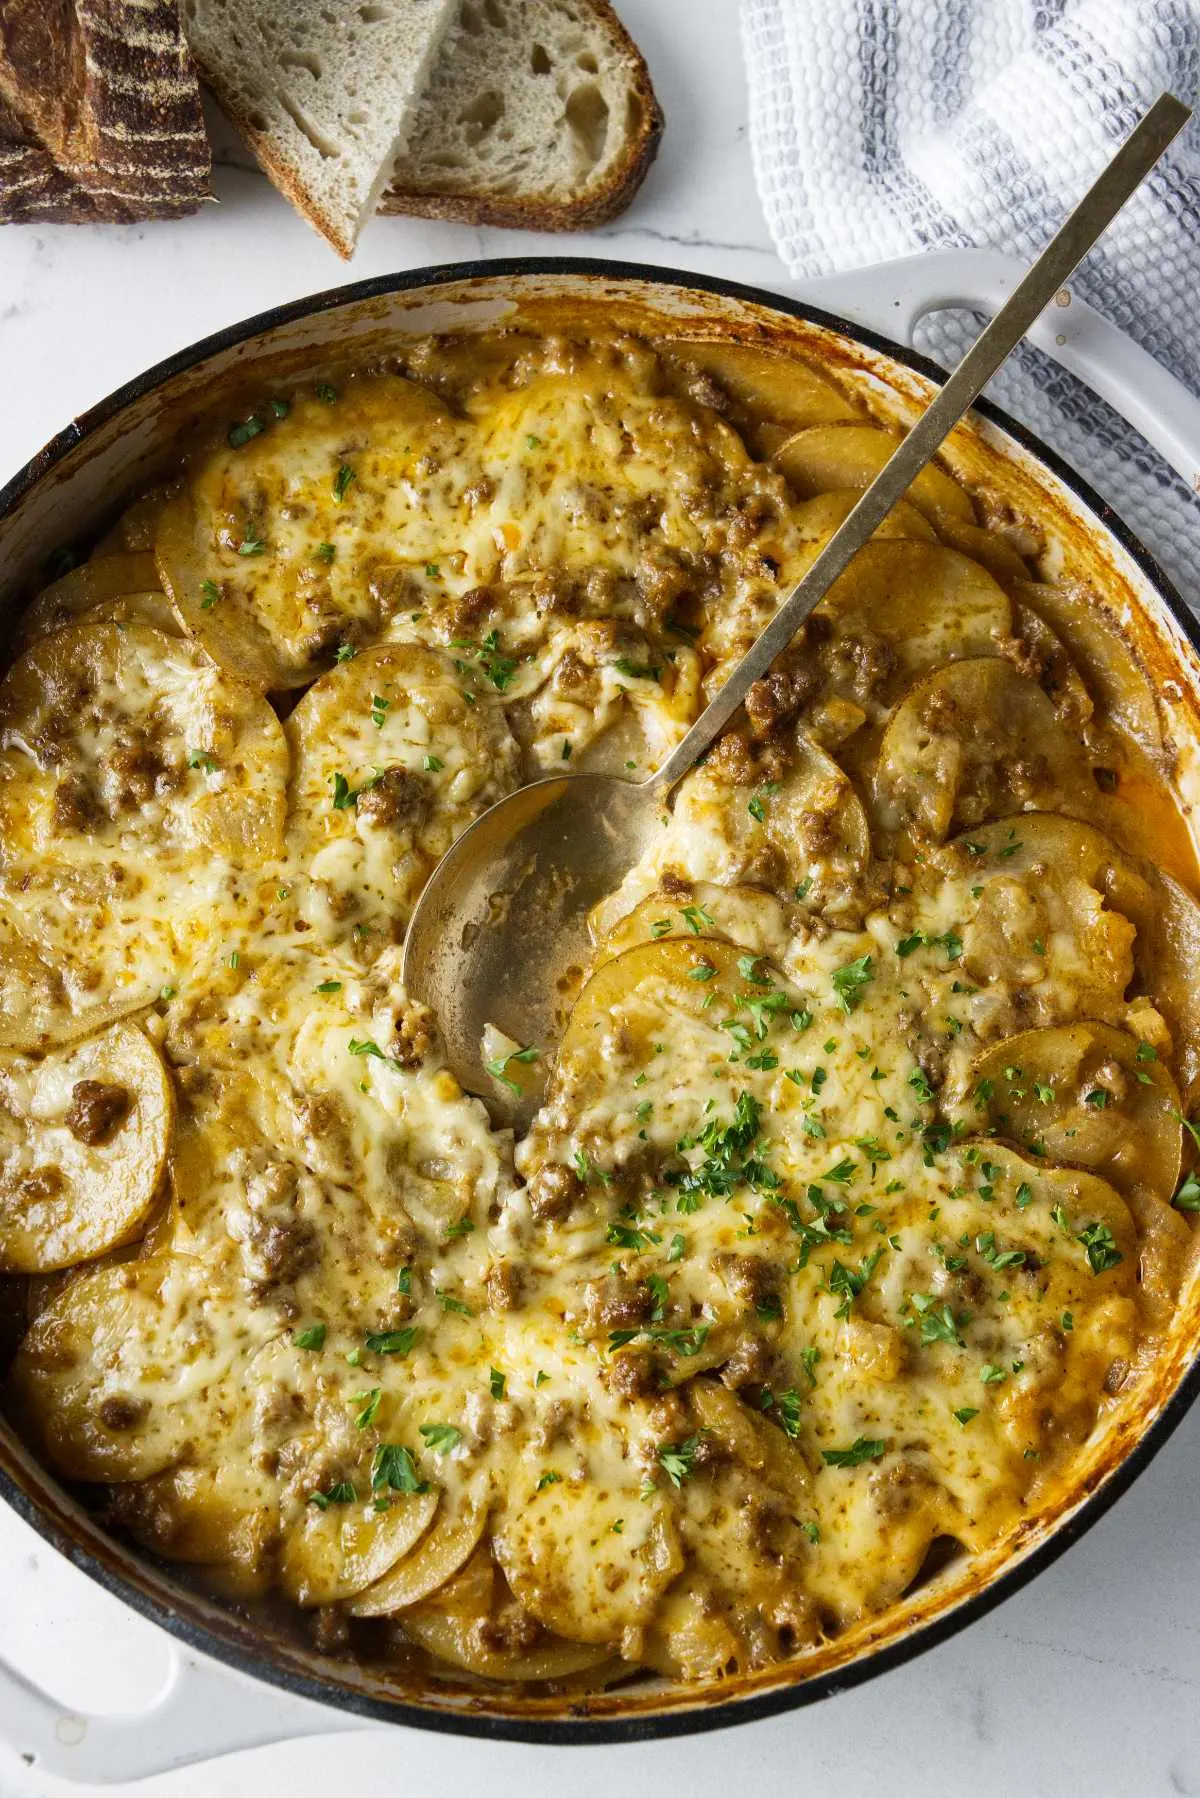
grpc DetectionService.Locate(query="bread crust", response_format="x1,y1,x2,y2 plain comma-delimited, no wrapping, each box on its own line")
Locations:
180,66,358,258
0,0,211,224
377,0,663,233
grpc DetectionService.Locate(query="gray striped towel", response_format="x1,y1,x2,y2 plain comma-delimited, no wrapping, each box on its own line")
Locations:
741,0,1200,607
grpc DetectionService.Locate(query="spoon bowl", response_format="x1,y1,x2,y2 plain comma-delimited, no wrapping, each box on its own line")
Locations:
402,770,664,1127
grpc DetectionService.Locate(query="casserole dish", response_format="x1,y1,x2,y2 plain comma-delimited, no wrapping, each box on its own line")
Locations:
1,253,1200,1780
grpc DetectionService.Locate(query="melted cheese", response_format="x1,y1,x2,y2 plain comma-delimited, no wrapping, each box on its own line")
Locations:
1,327,1196,1693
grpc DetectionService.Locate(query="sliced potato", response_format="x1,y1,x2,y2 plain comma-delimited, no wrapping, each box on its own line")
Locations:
945,814,1145,1035
106,1460,278,1594
494,1474,682,1644
875,657,1089,840
349,1483,489,1616
528,938,808,1204
0,931,163,1056
943,1141,1145,1347
593,880,792,969
793,488,935,542
1011,579,1163,753
465,363,802,588
286,641,520,943
280,1487,438,1606
660,340,856,455
94,490,171,556
0,621,288,864
556,938,790,1083
964,1021,1182,1204
0,1022,172,1272
935,515,1030,583
951,1139,1139,1276
665,730,874,919
1007,603,1094,726
156,377,463,690
1143,869,1200,1104
5,1254,249,1481
807,541,1012,722
773,422,975,522
401,1547,614,1681
944,816,1198,1065
639,1575,744,1681
14,554,169,653
688,1379,814,1492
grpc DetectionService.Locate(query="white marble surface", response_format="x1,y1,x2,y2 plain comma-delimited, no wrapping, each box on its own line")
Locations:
1,2,1199,1793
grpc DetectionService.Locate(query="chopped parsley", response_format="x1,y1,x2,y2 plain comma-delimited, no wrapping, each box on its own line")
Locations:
827,1248,882,1318
485,1042,539,1092
774,1388,803,1438
371,1443,427,1494
831,954,873,1014
364,1327,418,1357
293,1324,326,1351
1173,1170,1200,1212
908,1293,967,1346
351,1387,382,1430
821,1437,886,1468
435,1288,474,1316
333,463,356,502
658,1434,704,1487
419,1423,463,1456
308,1481,356,1509
451,629,518,693
348,1036,406,1073
1077,1220,1123,1274
227,414,264,448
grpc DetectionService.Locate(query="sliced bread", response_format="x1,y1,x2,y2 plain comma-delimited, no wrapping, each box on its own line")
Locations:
181,0,460,257
0,0,210,223
379,0,662,230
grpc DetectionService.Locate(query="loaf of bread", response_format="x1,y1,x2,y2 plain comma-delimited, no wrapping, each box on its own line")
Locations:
380,0,662,230
0,0,210,223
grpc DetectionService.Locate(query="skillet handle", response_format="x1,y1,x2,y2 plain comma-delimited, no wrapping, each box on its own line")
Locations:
801,247,1200,493
0,1638,355,1784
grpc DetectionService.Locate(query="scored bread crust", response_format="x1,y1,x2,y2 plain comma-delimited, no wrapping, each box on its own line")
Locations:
378,0,663,232
0,0,211,223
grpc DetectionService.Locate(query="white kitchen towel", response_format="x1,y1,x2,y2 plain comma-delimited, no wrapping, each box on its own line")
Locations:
741,0,1200,606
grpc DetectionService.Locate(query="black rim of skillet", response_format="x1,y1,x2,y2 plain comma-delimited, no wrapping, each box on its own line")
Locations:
1,255,1199,1749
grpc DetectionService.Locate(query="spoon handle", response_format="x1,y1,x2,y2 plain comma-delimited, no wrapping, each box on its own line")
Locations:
650,90,1191,798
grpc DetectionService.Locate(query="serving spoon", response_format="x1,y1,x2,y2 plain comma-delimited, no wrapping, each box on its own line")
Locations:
403,93,1190,1129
